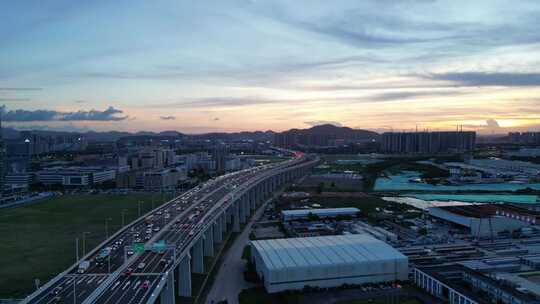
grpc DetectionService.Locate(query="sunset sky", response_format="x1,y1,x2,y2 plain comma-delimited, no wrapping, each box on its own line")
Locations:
1,0,540,134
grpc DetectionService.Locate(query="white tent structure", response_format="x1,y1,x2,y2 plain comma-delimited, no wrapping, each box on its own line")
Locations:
250,234,408,293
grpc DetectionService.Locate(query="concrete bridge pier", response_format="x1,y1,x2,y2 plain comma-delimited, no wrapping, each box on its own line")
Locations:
177,254,191,297
160,271,175,304
233,199,240,232
192,238,204,274
204,229,214,257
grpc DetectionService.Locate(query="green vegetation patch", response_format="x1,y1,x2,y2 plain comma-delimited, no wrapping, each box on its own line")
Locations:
0,193,170,298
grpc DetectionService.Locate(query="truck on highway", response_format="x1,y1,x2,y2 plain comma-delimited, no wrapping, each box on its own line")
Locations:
77,260,90,273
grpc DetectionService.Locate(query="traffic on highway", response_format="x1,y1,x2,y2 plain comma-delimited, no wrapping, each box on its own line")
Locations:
23,152,312,304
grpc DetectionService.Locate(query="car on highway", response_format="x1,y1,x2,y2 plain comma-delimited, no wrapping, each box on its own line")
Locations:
137,262,146,269
145,234,151,240
141,280,150,289
153,227,160,232
124,267,133,276
127,249,134,256
50,287,63,295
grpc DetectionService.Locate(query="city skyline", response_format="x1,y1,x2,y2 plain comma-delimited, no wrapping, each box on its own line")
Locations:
2,0,540,134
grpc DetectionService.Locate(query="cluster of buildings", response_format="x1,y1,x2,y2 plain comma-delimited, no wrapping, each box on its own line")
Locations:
509,132,540,145
394,202,540,303
248,207,407,293
5,130,88,156
382,131,476,154
248,194,540,303
0,127,268,204
442,157,540,184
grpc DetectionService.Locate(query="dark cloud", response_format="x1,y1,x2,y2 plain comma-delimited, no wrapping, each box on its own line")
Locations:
155,97,279,108
160,115,176,120
1,106,128,122
425,72,540,87
0,87,43,91
368,90,461,102
0,98,31,102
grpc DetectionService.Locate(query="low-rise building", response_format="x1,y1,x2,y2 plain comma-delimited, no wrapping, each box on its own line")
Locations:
36,166,116,187
143,167,186,191
251,234,408,293
428,204,535,237
414,264,540,304
281,207,361,222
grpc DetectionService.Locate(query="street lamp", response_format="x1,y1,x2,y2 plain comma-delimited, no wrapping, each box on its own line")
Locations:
75,237,79,262
82,232,91,257
121,209,128,227
138,201,144,217
104,217,112,240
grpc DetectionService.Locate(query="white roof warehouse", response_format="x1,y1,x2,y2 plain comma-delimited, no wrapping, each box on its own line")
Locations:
250,234,408,293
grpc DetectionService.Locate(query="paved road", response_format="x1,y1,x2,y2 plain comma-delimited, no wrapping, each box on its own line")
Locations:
22,151,315,304
205,194,275,304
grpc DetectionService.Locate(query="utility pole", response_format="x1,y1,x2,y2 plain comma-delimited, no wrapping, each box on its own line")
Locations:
138,201,144,217
75,237,79,262
82,232,90,257
121,209,128,227
105,217,112,239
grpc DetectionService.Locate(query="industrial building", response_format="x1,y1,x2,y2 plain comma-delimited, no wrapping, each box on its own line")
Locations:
414,264,540,304
281,207,361,222
250,234,408,293
428,204,535,237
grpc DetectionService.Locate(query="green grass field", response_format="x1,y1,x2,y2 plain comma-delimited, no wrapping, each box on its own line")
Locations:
0,193,171,298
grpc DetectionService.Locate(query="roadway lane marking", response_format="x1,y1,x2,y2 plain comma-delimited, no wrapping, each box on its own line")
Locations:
132,280,141,290
122,281,131,290
111,281,121,291
134,278,159,304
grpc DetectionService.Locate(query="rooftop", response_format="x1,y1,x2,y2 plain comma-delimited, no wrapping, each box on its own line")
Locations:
251,234,406,271
281,207,360,217
418,264,540,303
437,203,540,220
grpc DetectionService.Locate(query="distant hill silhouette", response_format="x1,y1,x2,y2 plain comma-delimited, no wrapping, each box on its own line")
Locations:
280,124,378,138
274,124,379,147
2,127,275,142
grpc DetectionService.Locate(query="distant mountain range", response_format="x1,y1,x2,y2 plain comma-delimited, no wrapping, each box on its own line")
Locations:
1,127,277,142
1,124,379,142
